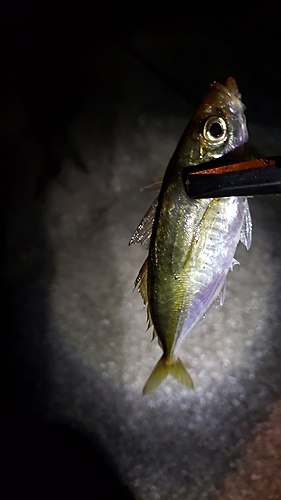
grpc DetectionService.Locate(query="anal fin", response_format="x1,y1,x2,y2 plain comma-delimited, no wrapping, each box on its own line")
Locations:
218,280,227,306
230,258,240,271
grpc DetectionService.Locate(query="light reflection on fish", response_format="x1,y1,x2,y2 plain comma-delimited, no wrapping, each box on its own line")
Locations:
130,78,252,395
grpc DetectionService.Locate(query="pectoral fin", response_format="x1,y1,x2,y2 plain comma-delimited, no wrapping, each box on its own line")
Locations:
240,199,252,250
140,181,162,193
143,356,194,395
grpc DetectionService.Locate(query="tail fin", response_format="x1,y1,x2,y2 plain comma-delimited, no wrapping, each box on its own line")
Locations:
142,356,194,395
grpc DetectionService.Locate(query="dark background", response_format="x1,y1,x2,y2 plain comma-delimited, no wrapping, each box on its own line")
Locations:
2,2,281,498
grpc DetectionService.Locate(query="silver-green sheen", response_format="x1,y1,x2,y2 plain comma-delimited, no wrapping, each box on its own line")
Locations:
130,78,252,395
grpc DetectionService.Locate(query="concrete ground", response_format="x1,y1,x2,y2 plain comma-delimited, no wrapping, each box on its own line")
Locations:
2,7,281,499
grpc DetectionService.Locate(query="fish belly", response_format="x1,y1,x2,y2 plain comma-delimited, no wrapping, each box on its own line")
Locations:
175,196,247,346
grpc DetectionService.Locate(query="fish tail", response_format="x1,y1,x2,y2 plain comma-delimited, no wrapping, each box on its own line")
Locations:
142,355,194,395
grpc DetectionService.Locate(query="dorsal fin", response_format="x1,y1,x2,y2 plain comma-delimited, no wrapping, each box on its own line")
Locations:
129,197,158,246
134,258,153,330
134,258,149,303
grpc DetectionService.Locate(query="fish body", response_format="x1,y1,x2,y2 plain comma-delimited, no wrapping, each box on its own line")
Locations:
131,78,252,394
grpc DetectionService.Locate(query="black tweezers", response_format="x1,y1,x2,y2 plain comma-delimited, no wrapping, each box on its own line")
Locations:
186,156,281,198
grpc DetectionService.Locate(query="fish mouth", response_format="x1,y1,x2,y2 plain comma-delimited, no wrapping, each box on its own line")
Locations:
209,81,246,115
224,77,241,99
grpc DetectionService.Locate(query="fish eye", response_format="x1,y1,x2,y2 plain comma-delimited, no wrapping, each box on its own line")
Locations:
203,116,227,144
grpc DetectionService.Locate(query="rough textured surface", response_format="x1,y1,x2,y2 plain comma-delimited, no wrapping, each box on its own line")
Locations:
219,400,281,499
3,10,281,499
44,45,281,498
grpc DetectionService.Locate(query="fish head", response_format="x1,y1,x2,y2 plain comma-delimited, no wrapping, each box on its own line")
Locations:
179,77,248,166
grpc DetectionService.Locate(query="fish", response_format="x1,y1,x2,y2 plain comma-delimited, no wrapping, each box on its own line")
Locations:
130,77,252,395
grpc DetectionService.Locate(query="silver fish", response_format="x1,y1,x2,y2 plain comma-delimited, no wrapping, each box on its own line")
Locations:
130,77,252,394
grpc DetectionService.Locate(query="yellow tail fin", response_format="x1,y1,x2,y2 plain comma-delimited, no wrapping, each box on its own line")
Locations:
142,356,194,395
